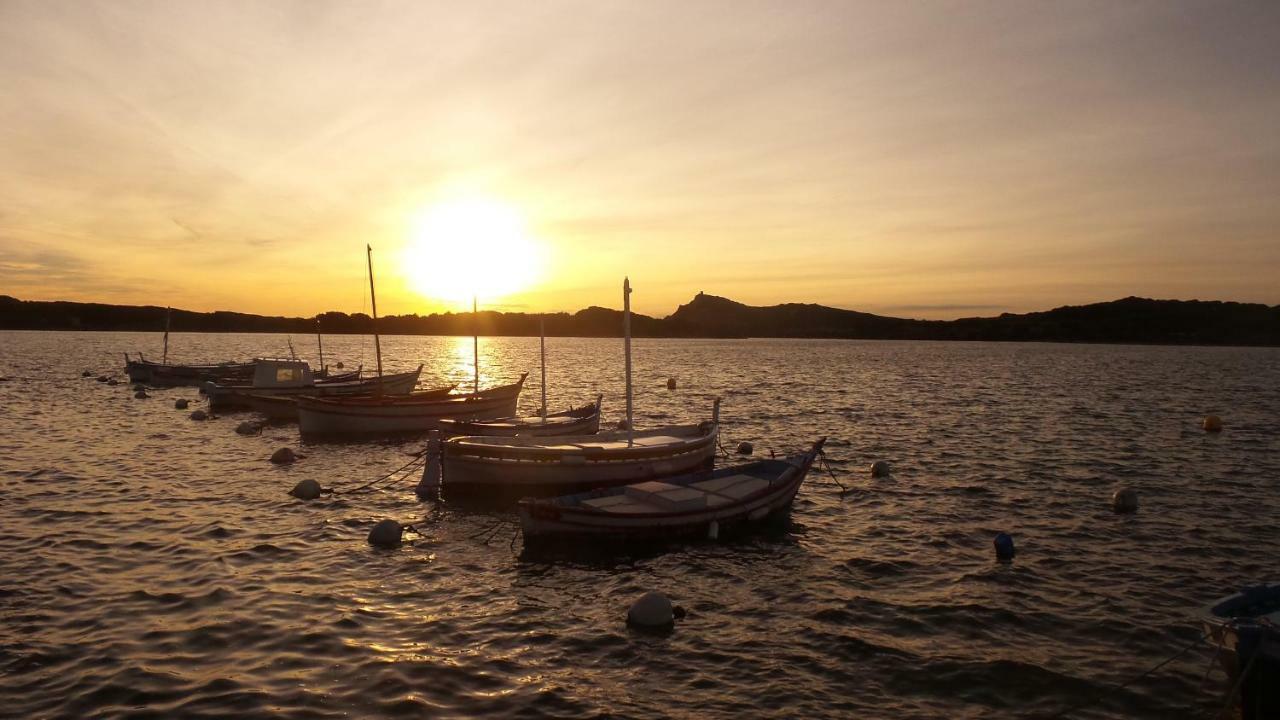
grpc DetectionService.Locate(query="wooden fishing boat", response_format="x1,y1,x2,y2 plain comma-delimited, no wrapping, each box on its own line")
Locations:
296,374,528,436
439,403,719,498
437,395,602,437
246,382,456,421
124,354,255,386
205,359,421,411
517,438,824,543
1203,584,1280,716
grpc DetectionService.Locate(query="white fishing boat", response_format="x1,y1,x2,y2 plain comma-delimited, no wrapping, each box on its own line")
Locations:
296,374,527,436
517,438,824,543
437,395,603,437
204,359,420,411
433,278,721,499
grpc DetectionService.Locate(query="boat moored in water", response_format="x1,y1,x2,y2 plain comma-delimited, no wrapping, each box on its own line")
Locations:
296,374,528,436
437,395,602,437
124,354,255,386
246,382,456,421
1203,583,1280,717
517,438,824,544
204,359,420,411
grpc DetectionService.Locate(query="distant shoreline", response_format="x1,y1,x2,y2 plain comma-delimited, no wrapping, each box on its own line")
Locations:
2,293,1277,347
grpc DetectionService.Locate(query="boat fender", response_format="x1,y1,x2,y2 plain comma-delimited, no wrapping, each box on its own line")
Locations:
174,399,189,409
736,441,754,455
189,409,208,421
1203,415,1224,433
1111,488,1138,513
368,519,404,548
416,430,442,499
870,460,892,478
289,479,328,500
270,447,298,464
994,532,1015,561
627,591,674,630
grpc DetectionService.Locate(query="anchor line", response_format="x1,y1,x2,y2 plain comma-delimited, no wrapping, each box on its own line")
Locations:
1042,632,1208,719
817,450,849,494
344,454,427,494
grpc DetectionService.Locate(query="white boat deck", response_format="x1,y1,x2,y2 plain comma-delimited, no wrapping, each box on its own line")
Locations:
579,474,772,515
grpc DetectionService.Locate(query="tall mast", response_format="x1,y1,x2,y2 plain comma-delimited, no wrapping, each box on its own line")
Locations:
366,245,384,393
473,295,479,394
316,318,325,372
623,277,633,447
539,315,547,422
162,306,171,365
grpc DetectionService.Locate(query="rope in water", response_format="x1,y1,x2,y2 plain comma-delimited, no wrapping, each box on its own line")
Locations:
1043,633,1208,719
816,450,849,494
344,454,426,494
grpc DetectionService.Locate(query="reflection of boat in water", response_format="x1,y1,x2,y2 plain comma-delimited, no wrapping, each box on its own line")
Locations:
204,359,420,411
437,396,602,437
517,438,823,544
1203,584,1280,717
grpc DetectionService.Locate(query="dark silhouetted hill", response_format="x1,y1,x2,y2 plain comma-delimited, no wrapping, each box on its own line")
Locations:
1,293,1276,346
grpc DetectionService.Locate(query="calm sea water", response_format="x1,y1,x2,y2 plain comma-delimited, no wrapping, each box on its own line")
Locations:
1,330,1277,719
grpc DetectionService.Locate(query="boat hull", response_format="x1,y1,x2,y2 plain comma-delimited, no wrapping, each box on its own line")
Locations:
437,402,601,438
442,424,718,498
208,368,420,411
1202,584,1280,717
517,439,823,543
297,376,526,437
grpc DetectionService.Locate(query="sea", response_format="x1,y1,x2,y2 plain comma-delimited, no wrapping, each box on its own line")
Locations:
1,331,1277,719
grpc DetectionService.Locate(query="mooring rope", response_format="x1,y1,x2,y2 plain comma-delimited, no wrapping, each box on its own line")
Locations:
344,454,426,494
816,449,849,494
1043,633,1208,719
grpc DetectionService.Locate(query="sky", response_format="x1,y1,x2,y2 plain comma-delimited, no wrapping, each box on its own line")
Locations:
1,0,1278,319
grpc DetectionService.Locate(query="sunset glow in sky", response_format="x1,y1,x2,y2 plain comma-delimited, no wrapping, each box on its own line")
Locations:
2,1,1278,318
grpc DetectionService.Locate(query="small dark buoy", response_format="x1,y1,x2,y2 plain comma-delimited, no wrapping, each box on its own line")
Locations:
736,441,754,455
81,370,93,378
1203,415,1224,433
174,399,189,409
672,605,687,620
189,409,208,421
870,460,891,478
616,419,630,430
96,375,109,383
289,479,324,500
106,378,120,386
335,361,344,369
666,377,677,390
235,421,263,436
368,519,404,548
1112,488,1139,513
627,591,675,629
133,390,148,399
270,447,297,465
994,532,1016,561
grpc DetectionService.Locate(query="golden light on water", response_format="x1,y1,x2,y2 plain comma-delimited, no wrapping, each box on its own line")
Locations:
400,197,543,307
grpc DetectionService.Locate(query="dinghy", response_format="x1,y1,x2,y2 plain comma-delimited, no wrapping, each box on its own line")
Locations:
517,438,824,543
204,359,421,411
1203,584,1280,716
437,395,602,437
296,374,527,436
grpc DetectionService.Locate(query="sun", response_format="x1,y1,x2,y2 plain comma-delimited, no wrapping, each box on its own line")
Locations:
401,197,542,306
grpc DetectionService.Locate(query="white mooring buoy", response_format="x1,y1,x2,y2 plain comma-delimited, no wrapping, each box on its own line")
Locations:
368,519,404,548
1112,488,1139,513
627,591,675,629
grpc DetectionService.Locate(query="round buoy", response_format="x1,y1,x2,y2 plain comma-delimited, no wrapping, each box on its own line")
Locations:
189,409,208,421
174,399,189,409
368,519,403,548
627,591,675,629
335,362,344,369
96,375,109,383
666,378,677,390
1112,488,1139,514
870,460,892,478
235,421,262,436
736,441,754,455
289,479,323,500
616,419,630,430
81,370,92,378
994,532,1016,561
133,390,148,399
270,447,297,465
1203,415,1224,433
106,379,120,386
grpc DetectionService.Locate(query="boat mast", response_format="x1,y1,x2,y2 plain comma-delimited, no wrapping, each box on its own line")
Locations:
624,277,633,447
366,244,384,393
316,319,325,373
539,315,547,422
473,295,479,394
162,306,171,365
